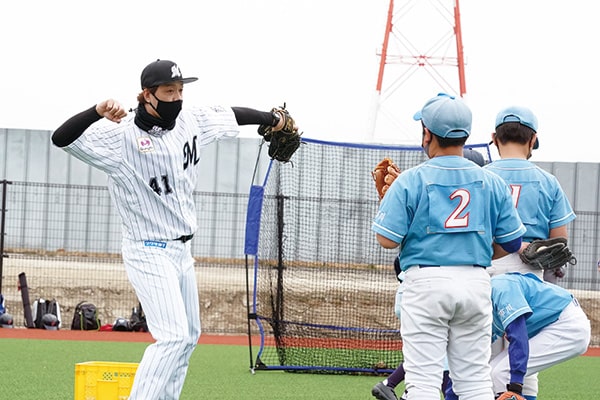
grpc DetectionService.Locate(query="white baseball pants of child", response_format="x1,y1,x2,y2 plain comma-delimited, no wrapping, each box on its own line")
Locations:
487,253,543,279
401,266,494,400
490,299,591,394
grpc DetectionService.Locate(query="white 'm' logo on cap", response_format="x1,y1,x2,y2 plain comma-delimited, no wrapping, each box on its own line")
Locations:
171,65,182,78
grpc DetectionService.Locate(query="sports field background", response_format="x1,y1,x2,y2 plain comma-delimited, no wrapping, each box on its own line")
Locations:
2,134,600,397
2,138,600,350
4,256,599,347
0,331,598,400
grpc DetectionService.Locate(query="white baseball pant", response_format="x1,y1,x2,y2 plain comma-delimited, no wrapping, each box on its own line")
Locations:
487,253,543,279
490,299,591,394
401,266,494,400
123,238,201,400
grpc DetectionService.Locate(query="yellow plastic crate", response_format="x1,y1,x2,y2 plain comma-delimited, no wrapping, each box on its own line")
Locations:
74,361,138,400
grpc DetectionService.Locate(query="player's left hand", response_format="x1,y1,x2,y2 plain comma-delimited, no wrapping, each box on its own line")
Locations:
257,104,302,163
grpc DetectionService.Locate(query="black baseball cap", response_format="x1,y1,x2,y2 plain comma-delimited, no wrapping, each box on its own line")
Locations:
140,59,198,89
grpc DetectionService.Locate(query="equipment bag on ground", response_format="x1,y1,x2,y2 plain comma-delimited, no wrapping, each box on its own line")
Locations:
71,301,100,330
32,298,62,330
130,302,148,332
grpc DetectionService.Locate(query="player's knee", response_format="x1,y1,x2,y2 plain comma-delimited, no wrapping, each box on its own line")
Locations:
452,378,494,400
161,334,196,353
574,335,590,356
181,330,200,347
190,330,201,346
159,324,198,347
452,386,494,400
405,382,439,399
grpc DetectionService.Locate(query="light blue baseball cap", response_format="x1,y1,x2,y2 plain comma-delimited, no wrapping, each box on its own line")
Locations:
495,106,539,149
413,93,472,138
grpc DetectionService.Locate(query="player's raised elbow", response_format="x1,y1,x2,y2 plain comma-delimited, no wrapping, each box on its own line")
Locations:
51,131,67,147
377,234,400,249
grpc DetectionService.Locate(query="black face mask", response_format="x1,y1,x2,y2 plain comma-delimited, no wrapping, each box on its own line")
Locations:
151,93,182,122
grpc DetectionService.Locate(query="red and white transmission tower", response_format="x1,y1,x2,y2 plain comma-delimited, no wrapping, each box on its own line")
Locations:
369,0,467,143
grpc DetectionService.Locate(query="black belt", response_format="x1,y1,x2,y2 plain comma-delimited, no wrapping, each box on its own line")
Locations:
175,234,194,243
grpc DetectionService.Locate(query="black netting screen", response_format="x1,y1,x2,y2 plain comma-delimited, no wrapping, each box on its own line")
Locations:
248,139,491,373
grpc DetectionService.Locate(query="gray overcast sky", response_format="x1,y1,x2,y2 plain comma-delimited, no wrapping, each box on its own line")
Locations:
1,0,597,163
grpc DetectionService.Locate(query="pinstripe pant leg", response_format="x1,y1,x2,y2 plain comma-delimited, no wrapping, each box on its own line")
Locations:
124,239,196,400
164,244,201,399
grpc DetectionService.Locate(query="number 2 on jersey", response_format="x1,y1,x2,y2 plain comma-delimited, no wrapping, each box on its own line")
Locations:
427,181,483,233
445,189,470,228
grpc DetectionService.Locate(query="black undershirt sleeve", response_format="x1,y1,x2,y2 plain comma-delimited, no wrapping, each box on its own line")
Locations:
51,106,103,147
53,106,274,147
231,107,275,126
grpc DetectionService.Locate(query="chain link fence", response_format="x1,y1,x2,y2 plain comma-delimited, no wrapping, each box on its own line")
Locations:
1,180,599,345
0,180,250,333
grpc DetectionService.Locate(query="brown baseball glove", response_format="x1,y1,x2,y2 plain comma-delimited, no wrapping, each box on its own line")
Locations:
371,157,401,201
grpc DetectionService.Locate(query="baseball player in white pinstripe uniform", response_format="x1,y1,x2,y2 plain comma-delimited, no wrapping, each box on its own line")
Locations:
52,59,298,400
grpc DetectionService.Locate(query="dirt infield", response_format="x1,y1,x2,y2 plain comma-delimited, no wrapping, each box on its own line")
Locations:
2,256,250,335
0,327,250,345
1,328,599,358
3,254,600,349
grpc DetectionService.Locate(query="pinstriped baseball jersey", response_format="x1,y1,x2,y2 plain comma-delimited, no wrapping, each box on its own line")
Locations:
484,158,575,242
64,106,239,240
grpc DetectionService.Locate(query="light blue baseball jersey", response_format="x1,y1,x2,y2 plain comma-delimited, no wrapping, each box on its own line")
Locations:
484,158,575,241
372,156,526,269
491,272,574,341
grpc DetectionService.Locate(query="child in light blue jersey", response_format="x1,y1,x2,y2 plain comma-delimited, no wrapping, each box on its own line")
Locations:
445,272,590,400
490,273,589,399
484,106,576,399
486,106,576,282
371,148,487,400
373,93,525,400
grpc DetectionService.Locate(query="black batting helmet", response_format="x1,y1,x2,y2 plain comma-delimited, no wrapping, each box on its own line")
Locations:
41,313,60,330
112,318,132,332
0,313,14,328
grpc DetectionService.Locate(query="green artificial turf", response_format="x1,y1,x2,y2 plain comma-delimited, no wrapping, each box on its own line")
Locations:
0,338,597,399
